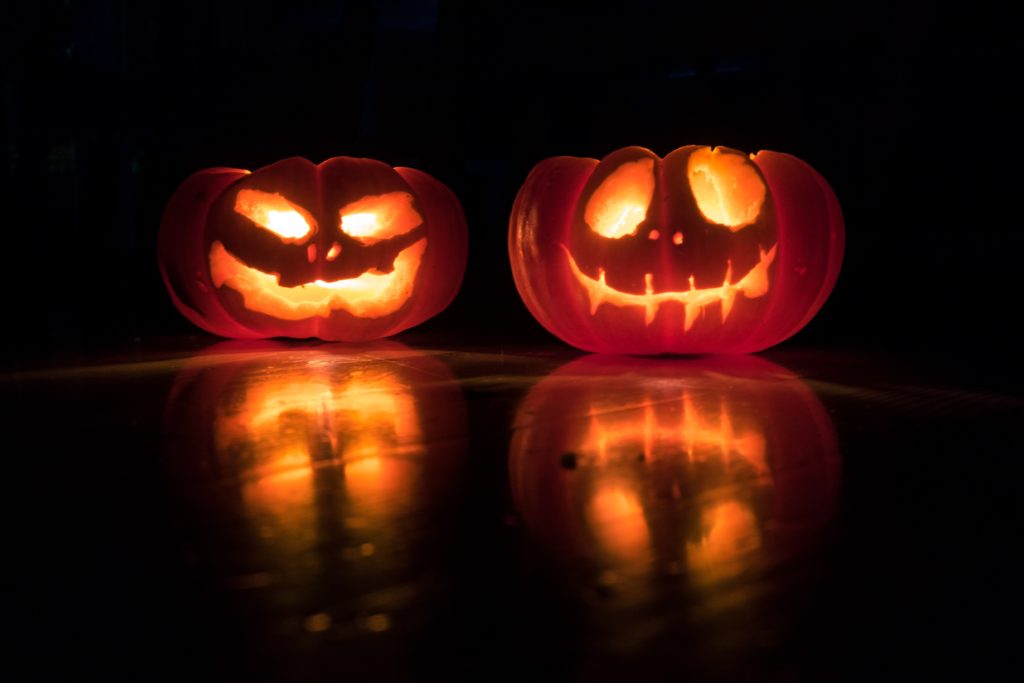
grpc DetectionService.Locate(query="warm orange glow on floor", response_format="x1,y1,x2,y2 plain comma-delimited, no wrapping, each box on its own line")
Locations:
680,392,767,474
587,482,652,565
343,455,417,517
234,188,316,241
563,242,777,328
570,383,771,578
687,147,766,230
584,158,656,239
686,500,761,581
213,366,426,549
233,371,422,444
218,371,422,468
338,192,422,245
579,392,767,474
209,238,426,320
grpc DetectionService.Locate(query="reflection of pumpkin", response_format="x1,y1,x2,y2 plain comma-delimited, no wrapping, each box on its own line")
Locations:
509,145,844,354
163,342,467,627
509,355,840,585
159,157,467,341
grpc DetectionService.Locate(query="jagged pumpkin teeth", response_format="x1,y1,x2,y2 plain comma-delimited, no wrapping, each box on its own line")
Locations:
509,144,844,354
159,156,468,342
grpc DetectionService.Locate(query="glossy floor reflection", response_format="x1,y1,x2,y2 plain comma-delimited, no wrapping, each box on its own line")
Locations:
509,355,840,672
511,358,838,585
6,342,1019,680
164,342,468,648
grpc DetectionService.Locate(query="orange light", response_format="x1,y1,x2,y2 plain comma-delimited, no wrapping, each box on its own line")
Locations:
585,159,656,239
587,482,652,566
563,242,777,328
509,355,841,598
686,500,761,581
213,365,427,545
234,188,315,241
573,383,771,576
578,392,767,473
339,192,422,244
208,238,426,320
341,213,379,236
344,456,417,517
687,147,766,230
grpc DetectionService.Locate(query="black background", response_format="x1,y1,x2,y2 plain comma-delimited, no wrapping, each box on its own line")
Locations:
2,1,1019,373
3,3,1022,681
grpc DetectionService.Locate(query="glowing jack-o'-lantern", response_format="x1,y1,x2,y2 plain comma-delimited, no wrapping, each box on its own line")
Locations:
509,145,844,354
510,355,840,587
163,342,467,626
159,157,468,341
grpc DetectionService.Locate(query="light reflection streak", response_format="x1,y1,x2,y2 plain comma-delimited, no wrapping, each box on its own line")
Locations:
510,354,840,589
164,341,467,634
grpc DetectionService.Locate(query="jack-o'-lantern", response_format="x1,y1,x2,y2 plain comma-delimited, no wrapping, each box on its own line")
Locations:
163,342,468,634
509,145,844,354
159,157,468,341
510,355,840,590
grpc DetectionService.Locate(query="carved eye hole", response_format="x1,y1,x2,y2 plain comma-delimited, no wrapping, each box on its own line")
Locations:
585,158,656,239
687,147,766,230
234,189,315,242
339,192,422,245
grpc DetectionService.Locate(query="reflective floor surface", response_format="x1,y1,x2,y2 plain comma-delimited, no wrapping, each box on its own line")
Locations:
5,340,1019,681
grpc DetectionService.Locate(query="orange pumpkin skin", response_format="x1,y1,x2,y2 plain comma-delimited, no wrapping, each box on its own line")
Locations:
509,146,844,354
509,355,840,574
159,157,468,341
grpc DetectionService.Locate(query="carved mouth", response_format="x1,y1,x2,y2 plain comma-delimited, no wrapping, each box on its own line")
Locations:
209,238,427,320
563,244,777,330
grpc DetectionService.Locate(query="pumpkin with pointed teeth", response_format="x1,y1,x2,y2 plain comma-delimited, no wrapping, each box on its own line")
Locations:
159,156,467,341
509,145,843,354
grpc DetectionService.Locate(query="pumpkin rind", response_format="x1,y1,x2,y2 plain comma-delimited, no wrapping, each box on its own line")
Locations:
509,145,844,354
159,157,468,341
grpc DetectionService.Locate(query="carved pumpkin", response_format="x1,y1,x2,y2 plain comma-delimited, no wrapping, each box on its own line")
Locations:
509,145,844,354
509,355,840,584
163,342,468,625
159,157,468,341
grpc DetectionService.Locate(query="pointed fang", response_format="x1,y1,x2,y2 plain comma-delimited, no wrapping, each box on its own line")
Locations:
721,290,736,323
684,303,700,331
644,273,657,325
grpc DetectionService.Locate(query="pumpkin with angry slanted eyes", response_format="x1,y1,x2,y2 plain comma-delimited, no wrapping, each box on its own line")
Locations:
159,156,467,341
509,145,844,354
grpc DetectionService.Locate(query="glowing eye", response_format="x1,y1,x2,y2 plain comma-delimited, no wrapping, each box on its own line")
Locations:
687,147,766,230
339,192,422,245
585,158,656,239
340,213,379,237
234,189,315,241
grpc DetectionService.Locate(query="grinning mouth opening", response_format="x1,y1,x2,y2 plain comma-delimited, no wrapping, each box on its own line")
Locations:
563,243,777,330
209,238,426,320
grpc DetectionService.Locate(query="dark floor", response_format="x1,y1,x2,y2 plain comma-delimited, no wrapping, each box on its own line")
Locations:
5,339,1019,681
